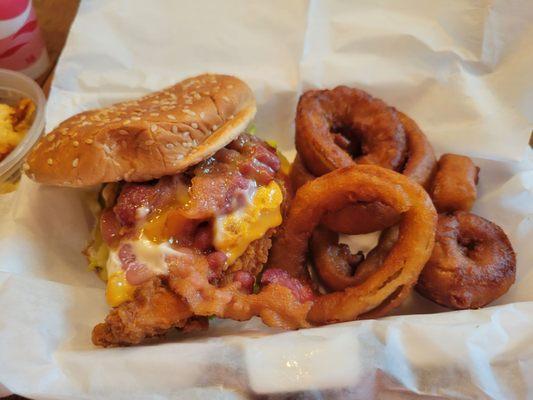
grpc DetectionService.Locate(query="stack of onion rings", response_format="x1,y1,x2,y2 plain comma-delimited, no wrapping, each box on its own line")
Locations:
279,85,515,321
268,165,437,324
292,87,436,235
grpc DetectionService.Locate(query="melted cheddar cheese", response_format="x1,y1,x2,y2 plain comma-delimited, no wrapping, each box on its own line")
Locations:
91,179,284,308
106,271,136,307
213,180,283,264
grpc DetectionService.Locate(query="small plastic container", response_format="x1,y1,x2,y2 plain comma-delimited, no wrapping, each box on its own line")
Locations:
0,68,46,193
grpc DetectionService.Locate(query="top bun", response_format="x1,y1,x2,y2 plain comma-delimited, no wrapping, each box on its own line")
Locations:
24,74,256,187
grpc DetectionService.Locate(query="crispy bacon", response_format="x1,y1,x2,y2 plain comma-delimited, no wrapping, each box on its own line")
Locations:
232,271,255,293
232,136,280,185
118,244,154,285
113,176,182,226
185,172,250,218
193,224,214,251
206,251,227,281
261,269,315,303
100,208,123,245
114,184,157,226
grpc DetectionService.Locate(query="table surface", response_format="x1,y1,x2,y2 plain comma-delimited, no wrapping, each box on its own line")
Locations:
6,2,80,398
34,0,80,95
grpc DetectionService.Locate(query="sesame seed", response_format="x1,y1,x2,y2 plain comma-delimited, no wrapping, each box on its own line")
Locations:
191,123,198,129
72,158,79,167
61,130,68,136
81,121,91,126
124,120,131,125
85,139,93,144
118,129,129,136
47,158,53,166
183,109,196,117
22,163,30,171
168,115,176,120
212,124,218,130
132,116,141,121
227,85,234,89
183,131,191,140
80,115,86,121
150,124,157,133
73,141,79,147
228,115,234,120
193,93,201,100
171,126,178,134
222,96,229,101
199,112,205,118
47,134,55,142
166,143,174,149
150,112,159,117
177,154,184,160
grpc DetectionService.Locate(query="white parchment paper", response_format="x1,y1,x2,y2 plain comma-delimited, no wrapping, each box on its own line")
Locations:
1,0,532,398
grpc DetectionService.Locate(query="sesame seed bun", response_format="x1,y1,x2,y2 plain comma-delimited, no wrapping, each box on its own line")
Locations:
24,74,256,187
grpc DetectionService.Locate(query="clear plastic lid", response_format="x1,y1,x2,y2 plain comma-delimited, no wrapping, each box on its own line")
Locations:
0,68,46,189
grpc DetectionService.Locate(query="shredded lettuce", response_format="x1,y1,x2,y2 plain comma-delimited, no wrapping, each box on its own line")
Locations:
86,221,109,281
246,123,257,135
85,188,109,281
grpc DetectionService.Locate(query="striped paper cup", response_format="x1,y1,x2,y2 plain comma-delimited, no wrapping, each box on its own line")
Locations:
0,0,49,79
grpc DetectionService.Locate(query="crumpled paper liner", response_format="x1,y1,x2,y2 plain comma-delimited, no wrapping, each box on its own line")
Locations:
1,0,532,398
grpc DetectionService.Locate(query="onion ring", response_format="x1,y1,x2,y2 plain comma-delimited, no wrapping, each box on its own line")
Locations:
417,212,516,309
290,155,401,235
289,154,314,192
430,154,479,213
311,226,413,319
397,111,437,190
291,110,436,235
295,86,407,177
311,226,396,291
268,165,437,324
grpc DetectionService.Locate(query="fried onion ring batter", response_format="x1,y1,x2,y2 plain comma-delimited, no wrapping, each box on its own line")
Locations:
295,86,407,177
397,111,437,189
430,154,479,213
311,226,396,291
310,226,418,319
268,165,437,324
417,212,516,309
292,108,436,235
